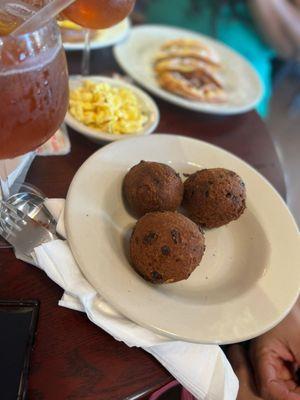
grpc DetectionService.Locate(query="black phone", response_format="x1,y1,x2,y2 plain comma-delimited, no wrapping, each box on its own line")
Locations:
0,300,39,400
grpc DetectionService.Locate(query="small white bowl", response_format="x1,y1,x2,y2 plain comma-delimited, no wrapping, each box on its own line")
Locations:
65,75,160,144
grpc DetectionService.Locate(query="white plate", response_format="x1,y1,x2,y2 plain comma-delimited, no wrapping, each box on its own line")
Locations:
65,76,160,144
63,18,130,51
65,135,300,344
114,25,264,115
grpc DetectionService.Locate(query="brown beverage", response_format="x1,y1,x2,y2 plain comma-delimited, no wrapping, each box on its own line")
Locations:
0,16,69,159
63,0,136,29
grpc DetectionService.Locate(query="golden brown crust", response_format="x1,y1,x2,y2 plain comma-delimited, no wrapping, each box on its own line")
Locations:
161,38,211,50
123,161,184,217
157,72,227,102
154,38,227,103
130,211,205,284
155,48,220,66
154,57,224,88
183,168,246,228
158,38,220,66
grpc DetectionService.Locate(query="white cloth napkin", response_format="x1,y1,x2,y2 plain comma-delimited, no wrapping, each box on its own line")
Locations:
22,199,239,400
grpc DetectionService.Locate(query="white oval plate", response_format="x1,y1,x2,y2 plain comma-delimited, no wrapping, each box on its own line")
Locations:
65,135,300,344
114,25,264,115
63,18,130,51
65,76,160,144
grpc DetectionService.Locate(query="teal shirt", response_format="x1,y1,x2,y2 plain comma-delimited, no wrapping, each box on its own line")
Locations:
146,1,275,117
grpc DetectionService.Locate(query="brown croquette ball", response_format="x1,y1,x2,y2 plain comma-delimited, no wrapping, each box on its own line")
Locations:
130,211,205,284
123,161,183,217
183,168,246,228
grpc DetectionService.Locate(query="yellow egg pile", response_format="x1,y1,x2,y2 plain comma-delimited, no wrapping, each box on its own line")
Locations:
69,80,148,135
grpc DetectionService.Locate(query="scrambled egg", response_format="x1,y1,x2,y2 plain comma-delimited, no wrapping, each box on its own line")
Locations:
69,80,148,135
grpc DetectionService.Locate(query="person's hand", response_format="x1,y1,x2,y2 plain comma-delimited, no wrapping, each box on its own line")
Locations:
250,299,300,400
228,345,263,400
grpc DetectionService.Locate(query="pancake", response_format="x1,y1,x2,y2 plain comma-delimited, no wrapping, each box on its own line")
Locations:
157,71,227,102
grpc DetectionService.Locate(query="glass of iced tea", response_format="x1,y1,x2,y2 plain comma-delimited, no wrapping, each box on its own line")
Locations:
62,0,136,75
0,16,69,200
63,0,136,29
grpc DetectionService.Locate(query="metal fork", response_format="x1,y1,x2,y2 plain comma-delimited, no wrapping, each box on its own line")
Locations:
0,200,57,260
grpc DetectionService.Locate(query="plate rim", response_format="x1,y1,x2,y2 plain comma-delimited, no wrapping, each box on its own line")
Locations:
113,24,264,115
63,18,131,51
65,134,300,344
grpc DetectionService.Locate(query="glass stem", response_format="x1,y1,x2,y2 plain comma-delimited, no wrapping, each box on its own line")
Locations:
81,29,91,77
0,159,10,201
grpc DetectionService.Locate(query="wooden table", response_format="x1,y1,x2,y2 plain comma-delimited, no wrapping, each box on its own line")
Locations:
0,48,285,400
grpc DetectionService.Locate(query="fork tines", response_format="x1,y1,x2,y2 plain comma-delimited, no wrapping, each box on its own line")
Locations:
0,200,27,238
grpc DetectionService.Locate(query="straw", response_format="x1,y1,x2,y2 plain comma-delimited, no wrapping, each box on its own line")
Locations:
11,0,76,36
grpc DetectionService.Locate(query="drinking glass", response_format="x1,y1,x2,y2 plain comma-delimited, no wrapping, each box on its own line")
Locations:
63,0,136,30
0,18,69,246
63,0,136,76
